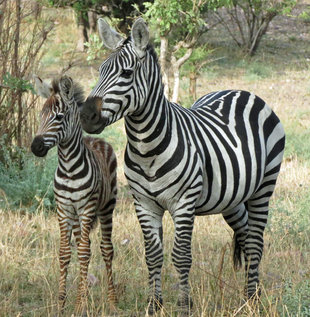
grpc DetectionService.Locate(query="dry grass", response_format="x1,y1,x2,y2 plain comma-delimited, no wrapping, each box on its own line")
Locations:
1,5,310,317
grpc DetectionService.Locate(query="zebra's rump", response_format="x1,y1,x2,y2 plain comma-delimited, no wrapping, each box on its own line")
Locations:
190,90,285,213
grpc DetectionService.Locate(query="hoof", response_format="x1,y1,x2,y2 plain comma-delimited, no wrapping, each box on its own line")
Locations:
176,296,193,316
147,296,163,315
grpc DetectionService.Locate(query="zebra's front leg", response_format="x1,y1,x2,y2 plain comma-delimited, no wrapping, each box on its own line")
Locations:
75,218,93,315
136,203,164,315
171,209,195,315
57,213,73,314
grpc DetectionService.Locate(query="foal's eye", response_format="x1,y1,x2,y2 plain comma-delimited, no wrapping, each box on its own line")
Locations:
55,113,64,120
121,69,133,78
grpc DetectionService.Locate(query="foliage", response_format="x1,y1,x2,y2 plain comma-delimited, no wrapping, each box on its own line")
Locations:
210,0,297,55
143,0,207,38
46,0,148,32
0,0,53,153
138,0,210,102
299,9,310,24
84,33,104,62
0,137,57,212
281,280,310,316
142,0,208,43
2,72,35,93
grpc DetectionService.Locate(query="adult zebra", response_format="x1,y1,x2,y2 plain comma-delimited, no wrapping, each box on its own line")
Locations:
80,18,285,314
31,76,117,315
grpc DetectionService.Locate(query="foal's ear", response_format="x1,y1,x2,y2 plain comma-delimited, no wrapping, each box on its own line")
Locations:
98,18,123,50
131,18,149,58
59,75,74,100
34,75,52,99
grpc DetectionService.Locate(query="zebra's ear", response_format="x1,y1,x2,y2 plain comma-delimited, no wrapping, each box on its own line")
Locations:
34,75,52,99
59,75,74,101
131,18,149,58
98,18,123,50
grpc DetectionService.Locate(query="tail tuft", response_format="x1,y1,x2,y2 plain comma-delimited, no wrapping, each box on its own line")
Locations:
233,232,242,270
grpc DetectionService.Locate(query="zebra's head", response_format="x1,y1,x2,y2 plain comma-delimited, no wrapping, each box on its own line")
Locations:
80,18,150,134
31,75,84,157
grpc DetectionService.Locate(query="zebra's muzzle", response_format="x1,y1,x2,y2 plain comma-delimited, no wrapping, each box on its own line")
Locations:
31,136,49,157
80,97,107,134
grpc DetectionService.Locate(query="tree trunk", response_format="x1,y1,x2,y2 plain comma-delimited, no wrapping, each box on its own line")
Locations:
248,14,275,55
171,47,193,103
14,0,22,148
159,36,169,98
189,72,197,101
88,11,97,33
171,58,180,103
76,12,89,52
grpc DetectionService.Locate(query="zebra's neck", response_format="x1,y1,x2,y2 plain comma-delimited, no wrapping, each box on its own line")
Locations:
57,119,88,177
125,52,172,156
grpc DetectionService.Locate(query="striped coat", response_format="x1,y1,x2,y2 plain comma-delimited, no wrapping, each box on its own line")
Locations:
31,76,117,315
80,18,285,314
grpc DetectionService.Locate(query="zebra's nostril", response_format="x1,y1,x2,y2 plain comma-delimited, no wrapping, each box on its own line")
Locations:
31,136,48,157
91,112,98,122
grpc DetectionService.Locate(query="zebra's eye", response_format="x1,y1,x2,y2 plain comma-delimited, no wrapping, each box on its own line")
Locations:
55,113,64,121
121,69,133,78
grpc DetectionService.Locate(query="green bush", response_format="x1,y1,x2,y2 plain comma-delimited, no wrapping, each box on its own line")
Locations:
269,189,310,246
0,139,57,212
281,280,310,316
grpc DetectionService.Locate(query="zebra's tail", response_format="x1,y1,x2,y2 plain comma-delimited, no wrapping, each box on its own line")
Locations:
233,232,242,270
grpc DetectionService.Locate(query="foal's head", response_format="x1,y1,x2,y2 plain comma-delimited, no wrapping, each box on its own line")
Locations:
31,75,84,157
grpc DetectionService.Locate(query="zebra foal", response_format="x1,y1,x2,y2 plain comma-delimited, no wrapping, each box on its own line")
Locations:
80,18,285,315
31,75,117,315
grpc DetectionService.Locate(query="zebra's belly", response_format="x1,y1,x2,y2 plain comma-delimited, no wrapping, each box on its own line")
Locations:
54,179,103,216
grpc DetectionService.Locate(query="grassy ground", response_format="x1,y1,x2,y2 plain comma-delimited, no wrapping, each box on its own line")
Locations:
1,4,310,317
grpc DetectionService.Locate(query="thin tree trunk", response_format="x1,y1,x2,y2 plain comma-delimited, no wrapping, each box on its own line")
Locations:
171,60,180,103
159,36,169,98
171,47,193,103
14,0,22,148
76,12,89,52
189,72,197,101
88,11,97,33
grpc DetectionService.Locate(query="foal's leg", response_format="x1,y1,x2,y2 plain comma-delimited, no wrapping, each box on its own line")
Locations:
57,208,73,313
99,198,117,311
75,214,94,315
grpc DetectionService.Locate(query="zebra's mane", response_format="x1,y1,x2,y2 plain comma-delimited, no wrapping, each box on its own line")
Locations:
51,77,85,107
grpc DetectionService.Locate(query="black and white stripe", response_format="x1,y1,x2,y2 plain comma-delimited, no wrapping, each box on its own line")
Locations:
31,76,117,314
80,18,285,314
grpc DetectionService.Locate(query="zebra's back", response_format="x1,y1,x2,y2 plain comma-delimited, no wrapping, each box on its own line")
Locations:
84,136,117,203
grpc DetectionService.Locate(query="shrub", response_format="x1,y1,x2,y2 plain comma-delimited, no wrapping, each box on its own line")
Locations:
281,280,310,316
0,138,57,212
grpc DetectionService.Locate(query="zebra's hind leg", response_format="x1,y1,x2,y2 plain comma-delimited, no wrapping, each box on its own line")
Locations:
244,166,282,299
75,216,93,315
99,198,117,312
223,203,249,270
